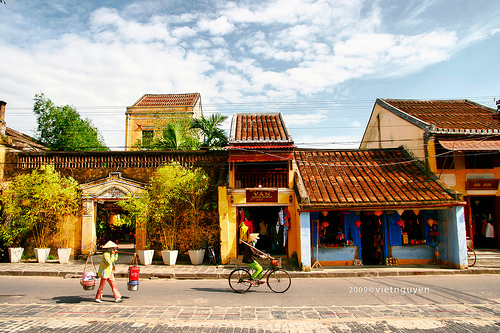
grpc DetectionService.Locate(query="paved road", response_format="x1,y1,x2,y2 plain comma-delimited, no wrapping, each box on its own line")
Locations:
0,275,499,332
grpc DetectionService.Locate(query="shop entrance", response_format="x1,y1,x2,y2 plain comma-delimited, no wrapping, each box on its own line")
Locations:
96,201,135,249
470,196,497,249
360,213,385,265
238,206,289,255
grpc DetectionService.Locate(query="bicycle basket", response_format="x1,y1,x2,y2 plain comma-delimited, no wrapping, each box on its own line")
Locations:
271,258,281,268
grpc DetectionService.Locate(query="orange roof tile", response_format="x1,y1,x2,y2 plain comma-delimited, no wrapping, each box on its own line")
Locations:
132,93,200,107
229,113,294,149
378,99,500,134
294,148,460,210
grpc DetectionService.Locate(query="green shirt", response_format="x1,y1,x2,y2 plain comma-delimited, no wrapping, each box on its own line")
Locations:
97,252,118,279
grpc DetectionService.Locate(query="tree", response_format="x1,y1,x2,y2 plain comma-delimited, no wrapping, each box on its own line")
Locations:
117,162,210,252
190,114,228,149
33,93,109,151
133,118,200,151
0,165,80,248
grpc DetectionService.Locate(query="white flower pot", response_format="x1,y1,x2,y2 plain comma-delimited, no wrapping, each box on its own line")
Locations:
137,249,155,266
188,249,205,265
57,248,72,264
161,250,178,265
35,248,50,263
8,247,24,263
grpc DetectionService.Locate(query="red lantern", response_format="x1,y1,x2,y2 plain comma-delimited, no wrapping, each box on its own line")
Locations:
355,220,361,228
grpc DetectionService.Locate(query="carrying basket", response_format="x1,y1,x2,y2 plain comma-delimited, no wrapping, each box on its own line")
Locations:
80,255,98,291
271,258,281,268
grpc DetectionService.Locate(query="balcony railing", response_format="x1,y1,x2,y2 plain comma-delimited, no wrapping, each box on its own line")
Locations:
235,171,288,188
16,150,228,169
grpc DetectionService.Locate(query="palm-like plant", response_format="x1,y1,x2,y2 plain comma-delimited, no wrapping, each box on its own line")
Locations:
191,114,228,149
152,122,200,150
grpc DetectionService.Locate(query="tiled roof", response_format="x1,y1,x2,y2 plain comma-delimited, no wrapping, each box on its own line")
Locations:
294,148,460,210
6,127,47,152
438,138,500,151
132,93,200,107
378,99,500,134
228,113,294,149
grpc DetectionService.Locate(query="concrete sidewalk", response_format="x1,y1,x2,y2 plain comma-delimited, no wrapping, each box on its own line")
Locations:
1,259,499,280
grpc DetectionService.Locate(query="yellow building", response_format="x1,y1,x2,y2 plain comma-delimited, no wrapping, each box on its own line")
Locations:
361,99,500,250
218,113,298,265
125,93,202,150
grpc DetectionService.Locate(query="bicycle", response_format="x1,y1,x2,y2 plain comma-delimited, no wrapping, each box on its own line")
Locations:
228,241,291,293
205,244,217,265
467,246,476,267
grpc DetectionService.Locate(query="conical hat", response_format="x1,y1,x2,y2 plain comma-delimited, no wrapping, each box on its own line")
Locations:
102,241,118,249
248,233,260,242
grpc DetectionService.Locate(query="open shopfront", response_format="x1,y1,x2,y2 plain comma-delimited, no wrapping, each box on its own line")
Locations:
309,208,457,266
237,206,291,255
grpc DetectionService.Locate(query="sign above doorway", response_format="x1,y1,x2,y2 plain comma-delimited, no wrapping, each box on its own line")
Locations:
246,189,278,202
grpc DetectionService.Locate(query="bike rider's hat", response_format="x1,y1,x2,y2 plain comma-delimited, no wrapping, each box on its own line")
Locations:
248,233,260,242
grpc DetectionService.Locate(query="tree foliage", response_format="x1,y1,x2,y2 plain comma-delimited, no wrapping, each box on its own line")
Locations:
0,165,80,248
191,114,228,149
33,93,109,151
117,162,210,251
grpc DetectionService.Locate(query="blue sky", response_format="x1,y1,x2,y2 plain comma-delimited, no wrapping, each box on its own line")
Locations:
1,0,499,150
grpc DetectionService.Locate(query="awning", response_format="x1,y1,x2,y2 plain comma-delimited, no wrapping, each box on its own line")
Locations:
438,138,500,151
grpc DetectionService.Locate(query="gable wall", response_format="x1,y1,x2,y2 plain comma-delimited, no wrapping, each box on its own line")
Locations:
360,104,427,160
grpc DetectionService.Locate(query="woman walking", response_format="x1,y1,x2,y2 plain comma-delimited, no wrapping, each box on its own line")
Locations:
95,241,122,303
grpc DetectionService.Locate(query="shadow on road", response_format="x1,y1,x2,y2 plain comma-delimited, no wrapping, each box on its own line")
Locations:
50,296,90,304
191,287,233,293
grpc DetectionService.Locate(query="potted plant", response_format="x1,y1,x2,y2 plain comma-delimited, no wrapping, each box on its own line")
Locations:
137,246,155,266
0,226,26,263
183,168,209,265
0,165,80,263
56,216,72,264
160,226,178,266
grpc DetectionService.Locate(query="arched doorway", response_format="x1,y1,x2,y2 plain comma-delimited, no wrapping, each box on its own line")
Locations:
80,172,148,254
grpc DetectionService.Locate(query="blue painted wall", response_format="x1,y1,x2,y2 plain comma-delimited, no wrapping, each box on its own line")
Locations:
391,245,434,259
316,246,356,261
300,211,312,268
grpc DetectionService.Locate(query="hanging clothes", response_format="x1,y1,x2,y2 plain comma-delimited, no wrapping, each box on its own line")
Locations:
239,221,249,242
485,222,495,238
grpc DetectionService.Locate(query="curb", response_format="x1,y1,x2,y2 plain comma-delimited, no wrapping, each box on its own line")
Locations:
1,265,499,280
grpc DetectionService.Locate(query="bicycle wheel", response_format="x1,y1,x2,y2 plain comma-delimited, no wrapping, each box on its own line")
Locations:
266,268,291,293
467,248,476,267
228,268,252,293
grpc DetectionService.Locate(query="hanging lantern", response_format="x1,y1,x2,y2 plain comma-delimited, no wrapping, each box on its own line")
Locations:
374,210,383,216
396,209,405,216
412,209,420,216
397,220,405,228
427,218,435,227
355,220,361,228
321,211,328,217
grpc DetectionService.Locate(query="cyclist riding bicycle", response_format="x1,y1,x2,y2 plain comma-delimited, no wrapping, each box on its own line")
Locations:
242,233,268,286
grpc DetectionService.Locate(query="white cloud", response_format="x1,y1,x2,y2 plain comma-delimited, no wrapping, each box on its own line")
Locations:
1,0,500,150
198,16,235,36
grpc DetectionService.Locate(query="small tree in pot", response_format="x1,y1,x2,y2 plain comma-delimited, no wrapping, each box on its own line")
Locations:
0,165,80,262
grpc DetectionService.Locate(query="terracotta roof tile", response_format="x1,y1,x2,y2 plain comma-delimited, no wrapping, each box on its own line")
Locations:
379,99,500,133
133,93,200,107
229,113,294,149
294,148,460,210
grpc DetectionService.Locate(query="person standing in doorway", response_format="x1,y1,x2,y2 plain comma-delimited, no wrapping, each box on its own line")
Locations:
95,241,122,303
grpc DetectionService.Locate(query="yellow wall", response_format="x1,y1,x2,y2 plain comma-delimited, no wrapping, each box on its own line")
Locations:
361,104,427,160
219,186,299,264
125,99,202,150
